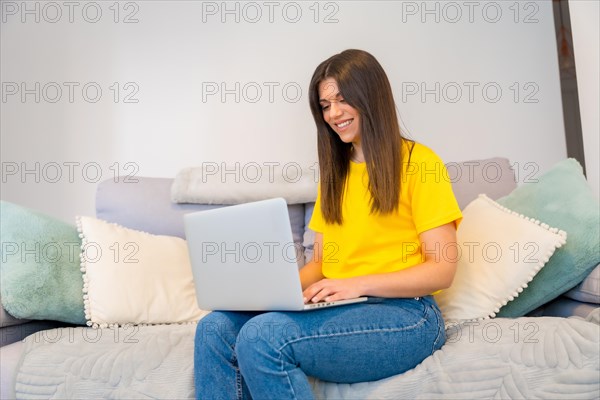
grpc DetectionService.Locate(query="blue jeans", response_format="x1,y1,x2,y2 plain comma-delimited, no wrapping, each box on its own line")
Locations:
194,296,445,400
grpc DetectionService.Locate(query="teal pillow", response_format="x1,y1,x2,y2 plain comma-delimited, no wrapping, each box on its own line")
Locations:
496,159,600,317
0,201,86,324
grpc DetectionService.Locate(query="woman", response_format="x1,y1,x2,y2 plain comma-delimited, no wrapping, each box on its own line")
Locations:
194,49,462,400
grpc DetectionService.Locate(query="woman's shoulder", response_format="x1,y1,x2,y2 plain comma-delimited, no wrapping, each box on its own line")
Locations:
402,140,444,163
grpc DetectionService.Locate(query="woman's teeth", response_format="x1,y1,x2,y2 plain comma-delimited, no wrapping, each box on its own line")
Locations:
337,119,353,128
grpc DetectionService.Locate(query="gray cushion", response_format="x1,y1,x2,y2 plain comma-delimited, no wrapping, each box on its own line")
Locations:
447,157,517,209
0,320,69,347
0,302,29,328
96,177,306,266
96,177,222,238
565,264,600,304
533,295,599,318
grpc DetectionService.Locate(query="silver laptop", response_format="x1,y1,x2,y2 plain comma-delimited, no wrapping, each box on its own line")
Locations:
184,197,367,311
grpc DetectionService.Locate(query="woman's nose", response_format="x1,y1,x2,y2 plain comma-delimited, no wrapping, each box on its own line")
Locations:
329,102,343,119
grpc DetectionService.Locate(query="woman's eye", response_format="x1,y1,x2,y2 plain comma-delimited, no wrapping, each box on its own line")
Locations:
321,105,330,110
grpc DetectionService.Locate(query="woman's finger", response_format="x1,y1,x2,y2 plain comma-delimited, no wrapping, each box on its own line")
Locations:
304,279,332,302
310,286,332,303
304,279,349,303
303,282,324,302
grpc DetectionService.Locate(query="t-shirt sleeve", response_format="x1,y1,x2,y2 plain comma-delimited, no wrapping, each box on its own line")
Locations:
308,184,325,233
408,146,463,234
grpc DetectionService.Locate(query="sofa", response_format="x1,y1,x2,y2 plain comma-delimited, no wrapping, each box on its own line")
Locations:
1,156,599,399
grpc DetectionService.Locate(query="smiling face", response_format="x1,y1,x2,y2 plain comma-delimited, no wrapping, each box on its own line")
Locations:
318,78,361,147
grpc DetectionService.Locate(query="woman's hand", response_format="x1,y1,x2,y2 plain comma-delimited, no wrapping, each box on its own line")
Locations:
303,277,364,303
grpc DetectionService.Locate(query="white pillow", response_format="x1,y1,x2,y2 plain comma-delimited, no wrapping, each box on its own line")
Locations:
77,216,209,328
434,194,567,323
171,165,318,205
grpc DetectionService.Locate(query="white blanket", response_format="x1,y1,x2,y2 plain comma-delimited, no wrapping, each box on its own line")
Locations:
171,164,318,205
14,314,600,399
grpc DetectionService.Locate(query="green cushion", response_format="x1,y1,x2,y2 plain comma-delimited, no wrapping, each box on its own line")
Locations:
0,201,85,324
496,159,600,317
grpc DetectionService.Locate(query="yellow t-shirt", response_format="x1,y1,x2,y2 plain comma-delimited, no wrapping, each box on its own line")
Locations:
309,141,463,280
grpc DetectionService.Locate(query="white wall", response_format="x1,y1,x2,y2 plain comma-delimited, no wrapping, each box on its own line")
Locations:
1,1,567,222
569,0,600,200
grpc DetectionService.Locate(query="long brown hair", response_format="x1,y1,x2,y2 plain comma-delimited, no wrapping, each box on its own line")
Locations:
309,49,411,224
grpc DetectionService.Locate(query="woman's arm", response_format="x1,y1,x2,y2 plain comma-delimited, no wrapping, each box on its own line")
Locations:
299,232,325,291
303,222,458,302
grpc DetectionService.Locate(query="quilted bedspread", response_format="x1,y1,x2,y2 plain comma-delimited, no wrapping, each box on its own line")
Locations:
14,313,600,399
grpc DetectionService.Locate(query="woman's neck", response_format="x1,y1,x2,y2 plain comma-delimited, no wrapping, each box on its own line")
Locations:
351,143,365,163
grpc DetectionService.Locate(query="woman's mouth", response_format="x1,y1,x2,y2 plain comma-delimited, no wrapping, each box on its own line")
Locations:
336,119,354,130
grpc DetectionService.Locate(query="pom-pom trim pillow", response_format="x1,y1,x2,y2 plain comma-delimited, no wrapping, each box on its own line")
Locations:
496,158,600,316
77,216,208,328
434,194,567,323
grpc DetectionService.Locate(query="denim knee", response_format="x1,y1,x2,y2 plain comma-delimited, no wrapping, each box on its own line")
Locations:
199,312,250,348
236,318,271,367
235,313,294,372
235,332,260,375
